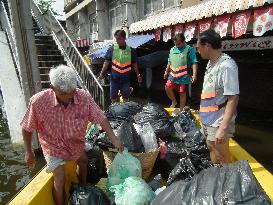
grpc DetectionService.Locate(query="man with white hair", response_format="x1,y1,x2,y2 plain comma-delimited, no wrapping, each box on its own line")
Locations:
20,65,124,205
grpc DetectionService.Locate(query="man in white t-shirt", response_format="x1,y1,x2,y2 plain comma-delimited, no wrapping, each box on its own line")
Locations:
196,29,239,164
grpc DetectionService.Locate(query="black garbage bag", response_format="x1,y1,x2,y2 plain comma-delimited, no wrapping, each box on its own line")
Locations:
86,145,107,184
96,121,144,153
134,103,173,138
151,160,271,205
148,174,162,191
85,124,101,144
155,130,210,180
183,130,209,158
96,132,115,150
106,102,143,122
116,121,144,152
172,106,198,139
68,184,111,205
167,153,216,185
153,137,184,179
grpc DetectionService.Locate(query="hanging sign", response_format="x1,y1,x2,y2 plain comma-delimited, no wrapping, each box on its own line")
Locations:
222,36,273,51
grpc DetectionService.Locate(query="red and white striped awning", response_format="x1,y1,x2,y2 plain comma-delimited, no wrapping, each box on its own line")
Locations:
130,0,273,33
73,39,92,48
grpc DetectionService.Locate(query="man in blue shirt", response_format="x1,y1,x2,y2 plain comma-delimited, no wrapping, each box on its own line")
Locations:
98,30,142,103
164,33,198,111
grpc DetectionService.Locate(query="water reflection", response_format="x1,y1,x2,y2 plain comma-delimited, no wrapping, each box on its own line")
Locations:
0,110,45,204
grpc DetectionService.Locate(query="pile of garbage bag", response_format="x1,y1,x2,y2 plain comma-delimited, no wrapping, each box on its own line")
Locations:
151,160,271,205
81,102,270,205
155,134,211,182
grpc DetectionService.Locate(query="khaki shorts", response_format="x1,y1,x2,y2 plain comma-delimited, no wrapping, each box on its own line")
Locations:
44,155,66,173
201,125,234,142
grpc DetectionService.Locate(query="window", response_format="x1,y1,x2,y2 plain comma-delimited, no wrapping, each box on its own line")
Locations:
116,6,122,26
152,0,162,11
110,9,115,29
164,0,176,8
144,0,152,15
109,0,126,29
89,13,97,34
144,0,177,15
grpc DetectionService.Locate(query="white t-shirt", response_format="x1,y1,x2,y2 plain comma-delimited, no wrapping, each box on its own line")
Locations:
206,54,240,132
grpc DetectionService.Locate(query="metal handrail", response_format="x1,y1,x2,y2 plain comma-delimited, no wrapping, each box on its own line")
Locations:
30,0,105,109
0,2,22,87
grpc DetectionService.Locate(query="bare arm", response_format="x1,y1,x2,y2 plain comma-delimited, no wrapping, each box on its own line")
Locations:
22,129,35,168
191,63,198,83
164,65,171,79
23,129,33,152
100,118,124,152
132,63,140,75
98,61,110,79
165,65,171,73
220,95,239,131
215,95,239,144
132,63,142,83
192,64,198,77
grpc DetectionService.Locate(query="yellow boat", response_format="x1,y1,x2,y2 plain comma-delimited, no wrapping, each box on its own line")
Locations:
8,108,273,204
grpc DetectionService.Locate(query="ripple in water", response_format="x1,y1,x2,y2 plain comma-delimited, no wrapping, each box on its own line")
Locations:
0,110,45,204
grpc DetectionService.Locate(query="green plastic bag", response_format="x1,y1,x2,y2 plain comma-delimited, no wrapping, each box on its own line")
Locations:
107,149,142,190
109,176,156,205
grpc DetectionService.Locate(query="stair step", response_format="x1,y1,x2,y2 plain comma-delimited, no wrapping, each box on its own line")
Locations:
36,44,58,50
40,74,49,81
40,74,50,81
41,81,51,89
35,39,55,45
39,67,51,74
36,50,62,56
38,61,66,67
35,35,53,40
38,55,64,61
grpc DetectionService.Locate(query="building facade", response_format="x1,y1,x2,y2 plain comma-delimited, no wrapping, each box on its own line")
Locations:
64,0,202,48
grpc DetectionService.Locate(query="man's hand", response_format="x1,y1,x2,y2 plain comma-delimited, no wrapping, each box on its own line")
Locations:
215,127,227,145
191,75,197,83
164,71,169,80
137,75,143,83
98,75,104,81
112,138,124,152
25,151,36,169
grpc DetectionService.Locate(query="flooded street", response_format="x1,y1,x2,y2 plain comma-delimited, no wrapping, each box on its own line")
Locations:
235,108,273,173
0,110,45,204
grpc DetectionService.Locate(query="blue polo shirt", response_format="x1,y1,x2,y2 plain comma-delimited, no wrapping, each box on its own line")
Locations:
168,44,198,85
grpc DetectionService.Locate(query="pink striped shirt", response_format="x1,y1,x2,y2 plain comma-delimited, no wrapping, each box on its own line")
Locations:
20,88,106,161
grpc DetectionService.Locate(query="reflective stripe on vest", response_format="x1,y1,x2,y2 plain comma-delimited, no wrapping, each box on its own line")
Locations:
170,70,188,78
112,64,131,74
111,45,132,75
199,54,231,125
169,46,189,80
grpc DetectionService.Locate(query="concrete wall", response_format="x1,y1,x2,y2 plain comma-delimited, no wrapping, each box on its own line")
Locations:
96,0,110,41
0,31,27,144
78,7,89,39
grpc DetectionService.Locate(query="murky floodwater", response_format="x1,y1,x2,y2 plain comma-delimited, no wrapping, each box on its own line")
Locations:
0,110,45,204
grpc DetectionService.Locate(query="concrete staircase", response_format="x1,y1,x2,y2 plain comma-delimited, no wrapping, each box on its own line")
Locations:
35,35,66,89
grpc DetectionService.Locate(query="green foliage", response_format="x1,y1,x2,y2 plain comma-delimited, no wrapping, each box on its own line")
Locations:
37,0,59,16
